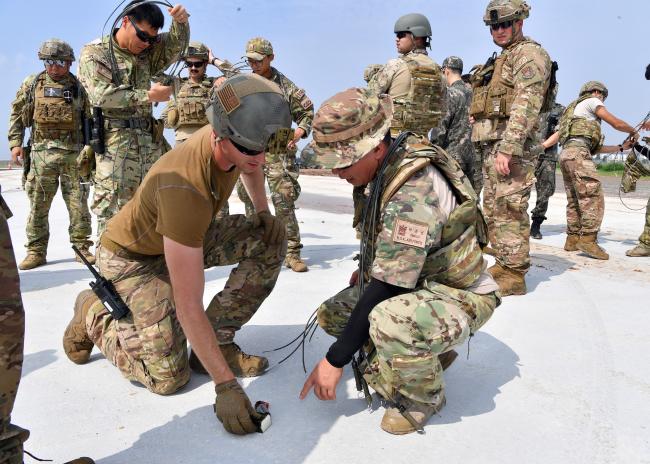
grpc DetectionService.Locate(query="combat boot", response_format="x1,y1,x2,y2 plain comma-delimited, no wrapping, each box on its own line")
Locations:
576,233,609,260
63,290,96,364
530,217,543,240
18,253,46,270
438,350,458,371
75,246,96,265
490,263,526,296
380,393,446,435
285,254,308,272
189,343,269,377
564,234,579,251
626,243,650,257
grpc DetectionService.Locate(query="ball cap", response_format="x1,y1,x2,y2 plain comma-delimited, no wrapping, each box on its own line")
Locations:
245,37,274,61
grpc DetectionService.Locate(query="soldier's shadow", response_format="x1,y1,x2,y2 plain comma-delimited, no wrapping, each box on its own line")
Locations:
527,252,575,293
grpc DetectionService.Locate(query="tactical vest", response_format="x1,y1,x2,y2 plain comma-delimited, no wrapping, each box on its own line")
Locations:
391,55,445,137
558,95,604,152
376,140,485,289
29,73,81,142
470,39,553,121
176,79,212,128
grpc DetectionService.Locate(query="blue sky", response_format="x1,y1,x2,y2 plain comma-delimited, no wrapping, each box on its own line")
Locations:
1,0,648,154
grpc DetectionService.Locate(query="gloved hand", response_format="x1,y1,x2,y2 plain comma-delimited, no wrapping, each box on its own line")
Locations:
252,210,286,245
214,379,261,435
76,145,95,181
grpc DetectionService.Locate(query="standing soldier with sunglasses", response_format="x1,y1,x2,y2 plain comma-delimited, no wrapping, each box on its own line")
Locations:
469,0,553,296
365,13,446,138
7,39,94,270
236,37,314,272
78,1,190,236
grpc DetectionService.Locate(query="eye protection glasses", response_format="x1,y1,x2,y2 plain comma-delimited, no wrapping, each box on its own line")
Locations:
232,140,263,157
490,20,513,31
128,16,160,45
44,59,67,67
185,61,205,69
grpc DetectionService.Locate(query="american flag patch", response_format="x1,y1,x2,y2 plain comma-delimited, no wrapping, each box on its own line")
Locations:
217,84,240,114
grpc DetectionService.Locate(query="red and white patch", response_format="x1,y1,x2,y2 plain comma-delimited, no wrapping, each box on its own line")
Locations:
392,218,428,249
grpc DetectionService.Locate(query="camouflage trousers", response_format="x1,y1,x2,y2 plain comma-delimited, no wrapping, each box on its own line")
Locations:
93,129,164,236
24,148,92,254
317,283,498,405
531,154,557,220
85,214,285,395
639,197,650,246
478,141,536,273
558,145,604,235
0,206,28,463
237,152,303,256
473,145,484,195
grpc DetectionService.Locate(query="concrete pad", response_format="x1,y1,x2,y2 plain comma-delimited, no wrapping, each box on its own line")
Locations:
1,169,649,464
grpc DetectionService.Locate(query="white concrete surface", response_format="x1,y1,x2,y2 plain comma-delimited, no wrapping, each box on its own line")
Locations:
1,169,649,464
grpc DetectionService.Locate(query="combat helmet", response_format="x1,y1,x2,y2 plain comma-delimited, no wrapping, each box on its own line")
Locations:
579,81,608,99
38,38,75,62
394,13,432,38
183,41,209,60
483,0,530,25
311,88,393,169
206,73,291,153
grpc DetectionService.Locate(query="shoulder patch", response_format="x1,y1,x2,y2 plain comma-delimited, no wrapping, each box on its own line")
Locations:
295,88,305,99
300,97,312,110
521,65,536,79
392,218,428,249
94,61,113,82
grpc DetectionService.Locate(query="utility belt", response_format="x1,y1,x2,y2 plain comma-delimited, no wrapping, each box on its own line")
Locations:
563,137,592,149
32,127,77,143
100,236,159,261
105,117,152,131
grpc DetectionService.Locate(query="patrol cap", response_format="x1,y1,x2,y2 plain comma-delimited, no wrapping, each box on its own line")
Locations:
38,38,75,62
183,41,209,60
245,37,274,61
206,74,291,153
312,88,393,170
579,80,608,99
483,0,530,25
442,56,463,73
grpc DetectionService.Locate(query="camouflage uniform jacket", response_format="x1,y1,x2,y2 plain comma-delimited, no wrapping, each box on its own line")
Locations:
78,20,189,121
471,37,552,157
8,72,89,152
432,79,474,162
359,135,484,290
267,67,313,137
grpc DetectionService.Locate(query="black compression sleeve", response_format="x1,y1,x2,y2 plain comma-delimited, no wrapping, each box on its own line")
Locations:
634,142,649,159
325,278,410,368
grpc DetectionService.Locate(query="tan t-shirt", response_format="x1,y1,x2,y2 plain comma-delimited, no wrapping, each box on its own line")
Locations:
102,125,239,255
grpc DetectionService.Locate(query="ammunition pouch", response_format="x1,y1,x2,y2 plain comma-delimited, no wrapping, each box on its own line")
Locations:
105,117,151,131
177,101,208,126
469,54,514,119
267,127,295,155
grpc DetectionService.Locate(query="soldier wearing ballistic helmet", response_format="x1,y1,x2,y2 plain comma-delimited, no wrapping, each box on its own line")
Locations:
300,88,499,435
431,56,481,193
469,0,552,295
366,13,446,138
7,39,94,270
63,74,291,436
235,37,314,272
555,81,637,259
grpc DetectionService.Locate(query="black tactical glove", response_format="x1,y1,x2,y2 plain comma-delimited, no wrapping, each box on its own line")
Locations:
252,210,286,245
214,379,261,435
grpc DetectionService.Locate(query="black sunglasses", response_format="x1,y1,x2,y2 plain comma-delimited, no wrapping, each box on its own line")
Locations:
396,31,410,39
232,140,263,157
185,61,205,69
128,16,160,45
490,20,513,31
